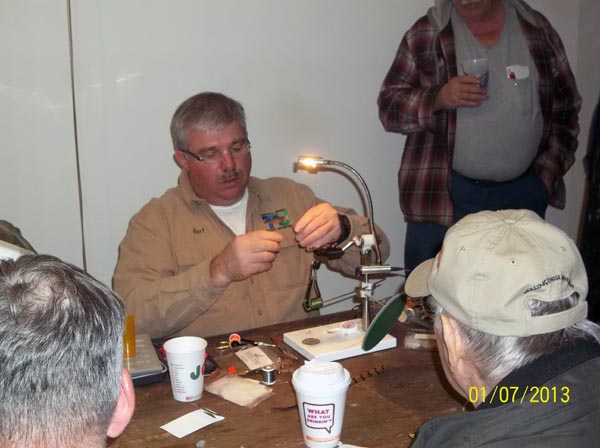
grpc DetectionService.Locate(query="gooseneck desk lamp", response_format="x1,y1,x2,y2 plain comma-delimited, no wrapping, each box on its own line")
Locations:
296,156,383,267
281,155,406,361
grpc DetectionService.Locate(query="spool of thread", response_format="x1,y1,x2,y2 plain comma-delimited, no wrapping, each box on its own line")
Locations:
229,333,242,348
398,307,415,323
261,365,276,386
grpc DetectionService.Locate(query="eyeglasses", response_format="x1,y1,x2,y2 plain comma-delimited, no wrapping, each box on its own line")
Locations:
178,139,251,164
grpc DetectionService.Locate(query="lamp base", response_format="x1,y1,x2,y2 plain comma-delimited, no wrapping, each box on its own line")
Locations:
283,318,396,362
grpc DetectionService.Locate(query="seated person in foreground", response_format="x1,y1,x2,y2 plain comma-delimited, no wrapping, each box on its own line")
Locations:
0,255,135,448
113,92,390,339
405,209,600,447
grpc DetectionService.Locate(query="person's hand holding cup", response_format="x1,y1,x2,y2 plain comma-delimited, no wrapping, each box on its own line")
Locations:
462,58,489,88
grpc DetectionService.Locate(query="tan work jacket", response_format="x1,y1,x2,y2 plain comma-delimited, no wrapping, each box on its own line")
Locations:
113,173,389,339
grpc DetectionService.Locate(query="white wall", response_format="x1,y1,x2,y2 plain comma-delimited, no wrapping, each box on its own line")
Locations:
0,0,83,267
2,1,596,314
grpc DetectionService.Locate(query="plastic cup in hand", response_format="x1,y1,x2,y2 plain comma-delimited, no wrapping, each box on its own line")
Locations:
462,58,489,88
292,360,351,448
164,336,207,402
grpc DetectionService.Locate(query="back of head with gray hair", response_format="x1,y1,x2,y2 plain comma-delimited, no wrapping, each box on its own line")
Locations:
430,294,600,384
170,92,247,151
0,255,126,448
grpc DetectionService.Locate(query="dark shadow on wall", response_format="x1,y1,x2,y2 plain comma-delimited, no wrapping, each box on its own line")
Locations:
580,94,600,323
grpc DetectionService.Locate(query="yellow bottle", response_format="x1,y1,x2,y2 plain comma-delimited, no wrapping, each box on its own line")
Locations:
123,313,136,357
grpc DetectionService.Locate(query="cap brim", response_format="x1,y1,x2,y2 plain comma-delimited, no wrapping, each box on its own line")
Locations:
405,258,435,297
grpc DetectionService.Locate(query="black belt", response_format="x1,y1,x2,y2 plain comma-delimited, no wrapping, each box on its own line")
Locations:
452,168,532,186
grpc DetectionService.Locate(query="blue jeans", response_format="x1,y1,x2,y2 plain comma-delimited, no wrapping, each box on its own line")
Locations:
404,169,549,272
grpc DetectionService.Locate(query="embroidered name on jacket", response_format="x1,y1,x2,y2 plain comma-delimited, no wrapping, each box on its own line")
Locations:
261,209,292,230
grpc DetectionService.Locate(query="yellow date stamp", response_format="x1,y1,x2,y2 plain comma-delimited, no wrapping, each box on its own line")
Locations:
468,385,570,404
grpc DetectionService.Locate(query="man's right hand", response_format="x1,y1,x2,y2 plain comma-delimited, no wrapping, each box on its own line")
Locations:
434,75,488,111
210,230,283,288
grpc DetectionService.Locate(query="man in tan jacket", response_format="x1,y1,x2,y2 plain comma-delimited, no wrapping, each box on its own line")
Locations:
113,92,389,339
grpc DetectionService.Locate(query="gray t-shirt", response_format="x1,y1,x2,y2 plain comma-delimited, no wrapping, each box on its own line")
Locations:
452,0,543,181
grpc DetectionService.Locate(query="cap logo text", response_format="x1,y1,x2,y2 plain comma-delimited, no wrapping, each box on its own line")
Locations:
523,275,574,294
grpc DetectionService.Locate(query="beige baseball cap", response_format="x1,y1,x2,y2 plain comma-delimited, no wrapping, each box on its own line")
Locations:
405,210,588,336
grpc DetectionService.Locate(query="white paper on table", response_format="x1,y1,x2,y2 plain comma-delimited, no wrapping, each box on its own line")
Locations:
160,409,224,438
234,346,272,370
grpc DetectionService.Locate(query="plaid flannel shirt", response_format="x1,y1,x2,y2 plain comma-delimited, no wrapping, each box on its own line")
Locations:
377,0,582,227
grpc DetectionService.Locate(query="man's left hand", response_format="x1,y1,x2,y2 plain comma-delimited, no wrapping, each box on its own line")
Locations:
294,203,341,251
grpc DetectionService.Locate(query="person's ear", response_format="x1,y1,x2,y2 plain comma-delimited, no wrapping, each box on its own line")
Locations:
173,150,189,171
440,314,465,369
107,369,136,439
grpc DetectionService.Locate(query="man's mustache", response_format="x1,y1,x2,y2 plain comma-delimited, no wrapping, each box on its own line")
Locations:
216,170,242,183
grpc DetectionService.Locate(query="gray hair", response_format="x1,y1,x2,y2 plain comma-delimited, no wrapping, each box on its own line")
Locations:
430,294,600,384
0,255,126,447
170,92,247,151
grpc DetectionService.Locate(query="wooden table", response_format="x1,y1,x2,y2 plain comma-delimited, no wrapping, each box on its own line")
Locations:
109,310,463,448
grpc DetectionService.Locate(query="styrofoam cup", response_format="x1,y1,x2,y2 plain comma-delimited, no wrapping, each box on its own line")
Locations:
163,336,207,402
292,360,351,448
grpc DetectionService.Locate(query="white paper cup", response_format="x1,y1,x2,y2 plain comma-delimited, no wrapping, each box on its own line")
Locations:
292,360,351,448
462,58,489,88
164,336,207,402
